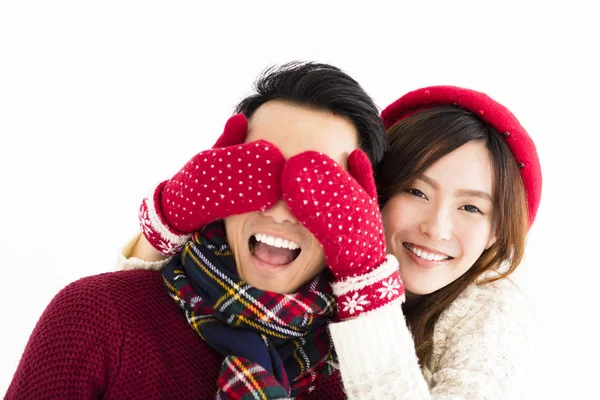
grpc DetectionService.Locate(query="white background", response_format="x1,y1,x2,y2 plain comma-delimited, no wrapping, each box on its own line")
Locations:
1,1,598,398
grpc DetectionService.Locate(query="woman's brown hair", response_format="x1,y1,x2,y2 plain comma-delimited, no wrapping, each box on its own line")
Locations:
375,106,529,367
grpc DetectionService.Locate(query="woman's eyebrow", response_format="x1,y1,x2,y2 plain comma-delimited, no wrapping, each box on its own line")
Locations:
456,189,493,202
419,175,492,201
417,174,439,188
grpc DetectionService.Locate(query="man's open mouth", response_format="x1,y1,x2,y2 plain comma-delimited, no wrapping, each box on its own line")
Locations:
249,233,302,266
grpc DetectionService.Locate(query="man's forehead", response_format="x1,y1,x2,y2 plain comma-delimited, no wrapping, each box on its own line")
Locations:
245,101,358,168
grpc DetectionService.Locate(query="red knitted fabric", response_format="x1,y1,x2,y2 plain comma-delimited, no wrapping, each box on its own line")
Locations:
6,270,346,400
139,114,286,256
381,86,542,227
282,150,404,320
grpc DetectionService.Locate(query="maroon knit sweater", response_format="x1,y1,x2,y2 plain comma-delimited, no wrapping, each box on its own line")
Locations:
6,270,346,399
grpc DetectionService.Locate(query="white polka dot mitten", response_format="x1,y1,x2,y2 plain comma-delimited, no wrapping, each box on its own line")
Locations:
282,150,405,320
139,114,286,255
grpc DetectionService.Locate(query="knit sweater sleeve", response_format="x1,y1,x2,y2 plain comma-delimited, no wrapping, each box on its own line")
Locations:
116,233,172,271
328,302,430,399
328,279,533,400
5,274,124,399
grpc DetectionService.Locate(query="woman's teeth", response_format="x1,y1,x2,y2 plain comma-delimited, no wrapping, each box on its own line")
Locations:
254,233,300,250
405,244,450,262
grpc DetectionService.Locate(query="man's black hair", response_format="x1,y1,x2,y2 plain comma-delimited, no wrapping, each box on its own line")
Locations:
235,61,388,166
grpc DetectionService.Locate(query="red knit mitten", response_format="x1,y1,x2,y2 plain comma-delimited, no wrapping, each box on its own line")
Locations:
282,150,404,320
139,114,285,255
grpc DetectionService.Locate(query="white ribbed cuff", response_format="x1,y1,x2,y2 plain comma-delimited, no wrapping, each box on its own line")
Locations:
115,234,173,271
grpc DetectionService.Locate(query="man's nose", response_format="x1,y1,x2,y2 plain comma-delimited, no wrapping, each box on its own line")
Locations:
261,200,298,225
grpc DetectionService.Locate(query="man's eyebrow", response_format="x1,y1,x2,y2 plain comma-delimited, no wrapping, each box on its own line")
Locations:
417,175,492,201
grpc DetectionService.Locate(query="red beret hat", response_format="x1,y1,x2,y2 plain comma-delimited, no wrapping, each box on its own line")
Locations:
381,85,542,227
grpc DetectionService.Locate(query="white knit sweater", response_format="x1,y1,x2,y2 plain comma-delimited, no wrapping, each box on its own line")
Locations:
117,236,533,399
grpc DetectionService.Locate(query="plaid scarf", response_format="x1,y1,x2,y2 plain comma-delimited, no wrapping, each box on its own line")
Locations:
163,221,337,399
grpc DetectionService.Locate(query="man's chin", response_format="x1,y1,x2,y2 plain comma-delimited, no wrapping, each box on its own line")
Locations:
238,256,297,294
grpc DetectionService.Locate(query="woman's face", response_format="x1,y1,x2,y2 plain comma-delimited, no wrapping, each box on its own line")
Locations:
381,140,497,297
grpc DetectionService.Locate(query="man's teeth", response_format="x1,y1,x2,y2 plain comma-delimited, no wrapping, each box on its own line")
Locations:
406,244,449,262
254,233,300,250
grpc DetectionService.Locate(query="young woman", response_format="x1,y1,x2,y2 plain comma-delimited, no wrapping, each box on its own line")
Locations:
119,84,541,399
327,85,542,399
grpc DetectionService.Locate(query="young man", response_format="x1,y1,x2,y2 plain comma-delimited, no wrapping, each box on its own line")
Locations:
7,62,404,399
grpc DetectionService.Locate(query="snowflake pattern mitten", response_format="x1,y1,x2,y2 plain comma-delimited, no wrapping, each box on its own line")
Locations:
282,150,405,320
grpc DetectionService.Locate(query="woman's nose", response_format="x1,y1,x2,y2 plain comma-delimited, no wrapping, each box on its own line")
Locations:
419,207,452,241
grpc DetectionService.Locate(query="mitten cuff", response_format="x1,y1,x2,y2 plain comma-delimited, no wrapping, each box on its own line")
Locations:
138,182,191,255
332,255,405,320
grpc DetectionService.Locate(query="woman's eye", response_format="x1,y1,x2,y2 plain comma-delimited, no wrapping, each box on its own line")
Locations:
460,204,483,214
407,189,428,199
